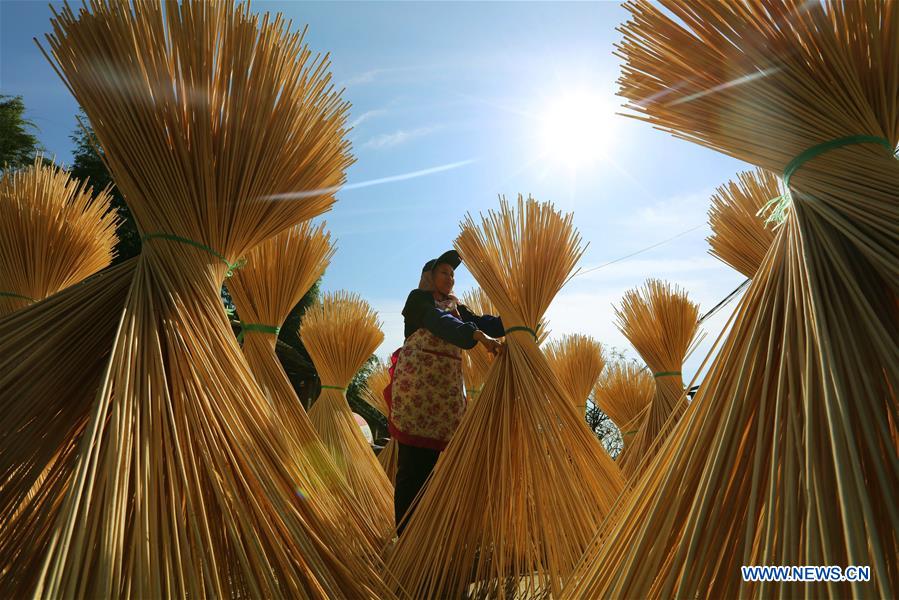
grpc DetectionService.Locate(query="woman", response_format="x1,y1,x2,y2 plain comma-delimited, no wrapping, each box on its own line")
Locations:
387,250,504,535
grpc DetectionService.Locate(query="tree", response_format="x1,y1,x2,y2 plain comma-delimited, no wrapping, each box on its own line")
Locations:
69,112,141,262
585,400,624,459
274,279,323,407
0,95,42,170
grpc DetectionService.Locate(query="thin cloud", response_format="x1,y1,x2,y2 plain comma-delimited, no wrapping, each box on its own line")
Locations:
349,109,388,129
605,188,714,235
362,126,440,150
260,158,476,201
338,65,442,88
341,68,386,87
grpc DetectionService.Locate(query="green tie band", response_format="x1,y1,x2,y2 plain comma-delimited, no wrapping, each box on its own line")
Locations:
504,325,538,340
783,135,895,188
321,385,346,391
0,291,36,303
142,232,246,277
237,323,280,343
763,135,897,224
654,371,681,378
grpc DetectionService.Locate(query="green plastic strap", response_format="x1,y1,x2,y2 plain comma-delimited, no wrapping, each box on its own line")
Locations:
0,291,36,303
622,430,638,435
504,325,538,340
763,135,896,226
142,233,245,277
654,371,681,378
237,323,280,343
321,385,346,391
783,135,894,188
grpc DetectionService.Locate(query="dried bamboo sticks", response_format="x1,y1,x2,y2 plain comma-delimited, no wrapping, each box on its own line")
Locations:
0,155,118,316
385,196,624,599
303,291,394,542
564,2,899,597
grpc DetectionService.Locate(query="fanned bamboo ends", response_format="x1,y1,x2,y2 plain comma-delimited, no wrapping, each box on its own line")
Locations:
361,361,397,484
544,334,606,415
377,439,398,487
564,1,898,598
707,168,779,278
385,196,624,599
303,291,393,541
593,360,654,449
613,279,700,477
0,155,118,316
459,287,498,399
20,1,398,597
0,259,136,594
227,223,385,547
361,359,390,417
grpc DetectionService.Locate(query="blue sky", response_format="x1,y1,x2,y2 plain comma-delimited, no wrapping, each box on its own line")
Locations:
1,1,751,383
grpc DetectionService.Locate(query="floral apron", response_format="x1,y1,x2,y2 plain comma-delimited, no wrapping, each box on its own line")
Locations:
386,327,464,450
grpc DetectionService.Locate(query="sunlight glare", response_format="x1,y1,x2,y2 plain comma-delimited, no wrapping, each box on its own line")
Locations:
538,90,617,170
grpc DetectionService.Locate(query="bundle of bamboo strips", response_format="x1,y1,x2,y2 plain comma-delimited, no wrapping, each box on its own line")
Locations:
459,288,498,400
0,158,120,576
227,222,386,548
592,360,654,450
0,156,118,316
707,168,778,278
544,334,606,417
19,1,396,597
461,287,548,402
385,196,624,599
0,259,136,592
563,1,898,597
303,291,393,541
360,361,397,484
360,359,390,417
613,280,700,477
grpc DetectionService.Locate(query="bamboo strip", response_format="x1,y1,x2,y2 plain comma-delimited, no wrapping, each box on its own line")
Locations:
614,280,701,478
0,155,118,316
707,168,779,278
360,361,398,485
227,223,386,550
303,291,394,542
385,196,624,599
593,361,654,450
20,1,394,597
544,334,606,417
564,2,899,597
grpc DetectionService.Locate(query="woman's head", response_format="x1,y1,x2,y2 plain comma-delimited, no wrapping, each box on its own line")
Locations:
431,261,455,296
420,250,460,296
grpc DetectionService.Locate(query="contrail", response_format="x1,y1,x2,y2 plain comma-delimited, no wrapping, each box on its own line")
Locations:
261,158,477,200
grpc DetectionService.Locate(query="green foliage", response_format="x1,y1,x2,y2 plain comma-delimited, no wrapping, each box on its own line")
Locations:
0,95,42,170
68,111,141,263
585,401,623,459
276,279,322,408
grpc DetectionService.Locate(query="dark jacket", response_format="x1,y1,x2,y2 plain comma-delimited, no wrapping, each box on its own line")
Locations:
401,289,504,348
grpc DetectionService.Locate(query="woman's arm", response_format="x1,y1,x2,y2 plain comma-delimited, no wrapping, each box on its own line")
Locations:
457,305,505,338
421,309,479,349
403,290,479,348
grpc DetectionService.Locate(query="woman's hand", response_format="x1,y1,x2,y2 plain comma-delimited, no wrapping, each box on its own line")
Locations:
473,330,502,355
